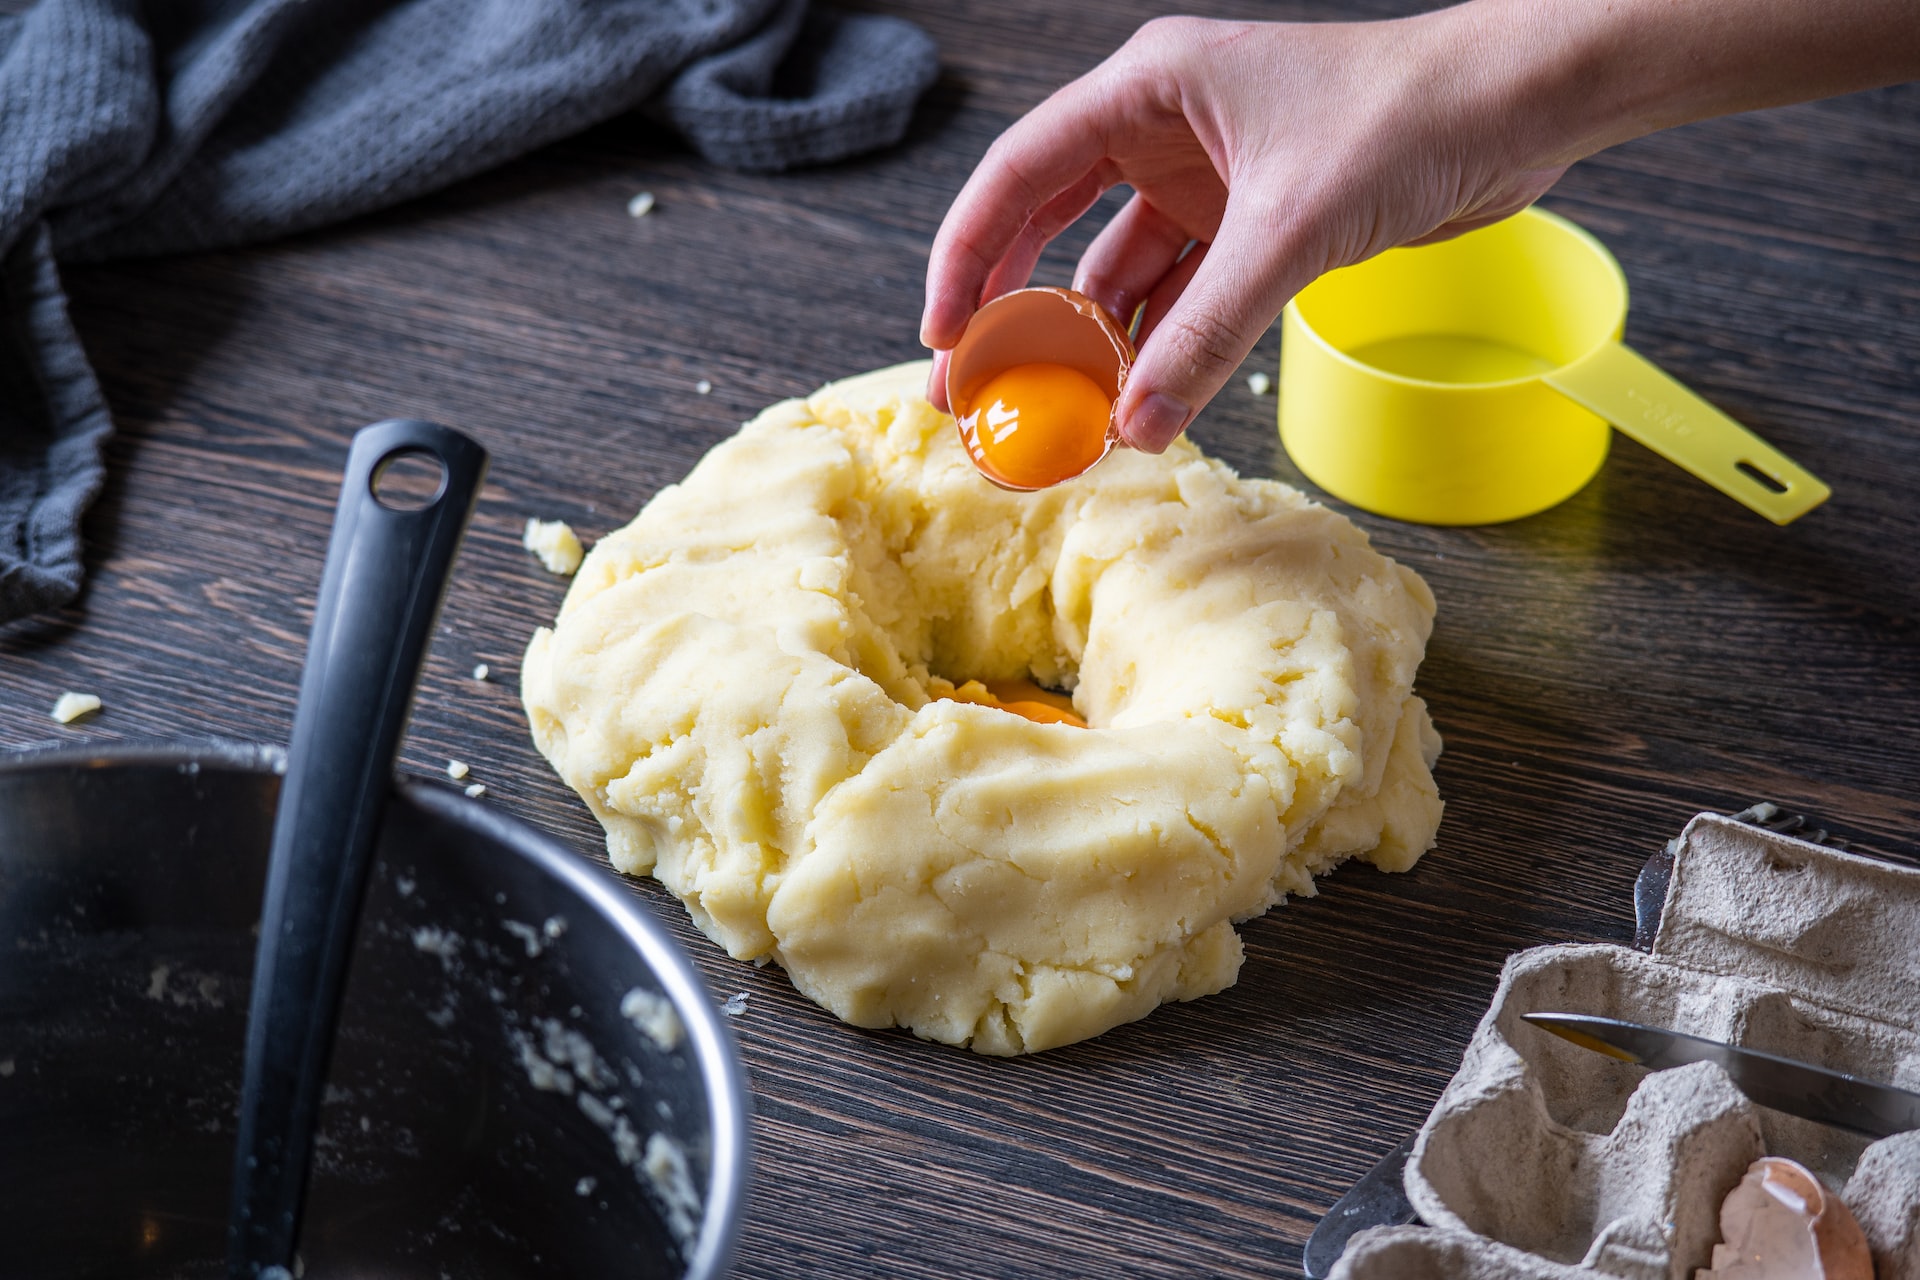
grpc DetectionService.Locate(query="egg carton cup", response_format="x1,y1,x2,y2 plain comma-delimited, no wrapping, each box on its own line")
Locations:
1332,811,1920,1280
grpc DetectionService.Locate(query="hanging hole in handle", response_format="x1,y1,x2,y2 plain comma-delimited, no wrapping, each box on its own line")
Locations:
1734,459,1789,495
370,448,448,511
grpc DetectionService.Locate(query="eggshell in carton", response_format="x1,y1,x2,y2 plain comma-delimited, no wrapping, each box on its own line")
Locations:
1332,812,1920,1280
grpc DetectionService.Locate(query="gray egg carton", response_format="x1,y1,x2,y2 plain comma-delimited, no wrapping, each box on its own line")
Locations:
1332,809,1920,1280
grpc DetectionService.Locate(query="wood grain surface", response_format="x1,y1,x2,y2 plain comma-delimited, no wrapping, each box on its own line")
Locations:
4,2,1918,1276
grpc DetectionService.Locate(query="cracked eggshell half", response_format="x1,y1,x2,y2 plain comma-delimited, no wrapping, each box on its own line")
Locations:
1701,1157,1874,1280
946,287,1133,491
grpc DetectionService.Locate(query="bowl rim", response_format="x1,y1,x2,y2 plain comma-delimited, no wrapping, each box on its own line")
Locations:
0,736,752,1280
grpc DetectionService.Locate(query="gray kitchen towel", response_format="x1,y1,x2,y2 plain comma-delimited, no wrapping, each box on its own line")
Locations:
0,0,938,624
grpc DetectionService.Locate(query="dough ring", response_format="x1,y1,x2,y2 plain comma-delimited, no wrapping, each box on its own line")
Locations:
522,362,1442,1054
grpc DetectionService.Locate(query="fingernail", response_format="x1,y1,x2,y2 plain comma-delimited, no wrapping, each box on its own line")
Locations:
920,290,966,350
1123,392,1189,453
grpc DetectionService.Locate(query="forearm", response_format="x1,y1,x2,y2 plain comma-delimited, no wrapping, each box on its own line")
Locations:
1430,0,1920,169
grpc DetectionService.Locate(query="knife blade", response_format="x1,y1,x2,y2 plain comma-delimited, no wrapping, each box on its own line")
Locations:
1523,1012,1920,1140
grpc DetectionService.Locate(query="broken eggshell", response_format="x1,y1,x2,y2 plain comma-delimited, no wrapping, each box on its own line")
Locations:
945,287,1134,491
1699,1157,1874,1280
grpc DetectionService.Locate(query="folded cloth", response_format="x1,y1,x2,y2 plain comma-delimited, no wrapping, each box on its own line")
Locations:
0,0,937,624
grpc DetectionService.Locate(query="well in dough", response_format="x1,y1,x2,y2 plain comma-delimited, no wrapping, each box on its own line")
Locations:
521,362,1443,1055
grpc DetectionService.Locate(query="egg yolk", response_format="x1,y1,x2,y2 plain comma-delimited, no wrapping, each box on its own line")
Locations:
958,362,1111,490
940,678,1087,728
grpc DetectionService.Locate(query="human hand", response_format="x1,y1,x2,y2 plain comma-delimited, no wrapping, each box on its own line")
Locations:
922,0,1920,454
920,8,1579,452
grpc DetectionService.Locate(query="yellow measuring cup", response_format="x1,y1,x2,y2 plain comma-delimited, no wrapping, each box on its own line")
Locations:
1277,206,1829,525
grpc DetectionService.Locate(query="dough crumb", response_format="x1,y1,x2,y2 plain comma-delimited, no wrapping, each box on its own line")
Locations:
472,663,490,681
50,691,101,724
510,1028,572,1094
464,783,487,799
503,919,544,957
643,1133,702,1252
523,517,585,576
1246,371,1272,396
720,992,749,1018
446,760,469,781
410,927,461,971
621,987,684,1052
626,191,656,218
695,379,713,395
542,1018,615,1090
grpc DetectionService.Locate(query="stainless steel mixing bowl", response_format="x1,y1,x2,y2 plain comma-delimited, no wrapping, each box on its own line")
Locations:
0,741,750,1279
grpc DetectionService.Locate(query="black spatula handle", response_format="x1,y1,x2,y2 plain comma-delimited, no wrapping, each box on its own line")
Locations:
228,420,487,1277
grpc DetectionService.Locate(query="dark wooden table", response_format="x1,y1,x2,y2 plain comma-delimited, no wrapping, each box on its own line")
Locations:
5,2,1917,1276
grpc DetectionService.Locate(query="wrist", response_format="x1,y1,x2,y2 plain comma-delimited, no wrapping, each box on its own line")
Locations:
1425,0,1920,170
1407,0,1657,175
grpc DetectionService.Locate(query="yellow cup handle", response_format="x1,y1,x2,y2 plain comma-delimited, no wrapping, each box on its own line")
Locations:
1542,342,1831,524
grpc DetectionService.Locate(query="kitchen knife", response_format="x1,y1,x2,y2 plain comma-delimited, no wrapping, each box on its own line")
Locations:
1300,1135,1419,1279
1523,1012,1920,1140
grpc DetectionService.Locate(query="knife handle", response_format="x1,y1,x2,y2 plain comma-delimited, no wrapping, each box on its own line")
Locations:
1301,1134,1419,1278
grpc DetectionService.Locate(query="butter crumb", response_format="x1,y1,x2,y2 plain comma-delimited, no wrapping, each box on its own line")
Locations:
720,992,749,1017
627,191,656,218
472,663,490,681
1246,371,1272,396
447,760,470,781
464,783,487,799
50,692,101,724
695,379,713,396
523,518,585,576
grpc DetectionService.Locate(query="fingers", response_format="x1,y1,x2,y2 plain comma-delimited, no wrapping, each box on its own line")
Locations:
1131,238,1208,344
1116,198,1308,453
927,348,953,413
977,170,1113,308
920,85,1117,351
1072,192,1194,329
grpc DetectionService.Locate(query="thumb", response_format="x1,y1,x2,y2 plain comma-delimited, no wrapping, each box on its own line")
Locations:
1116,201,1307,453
